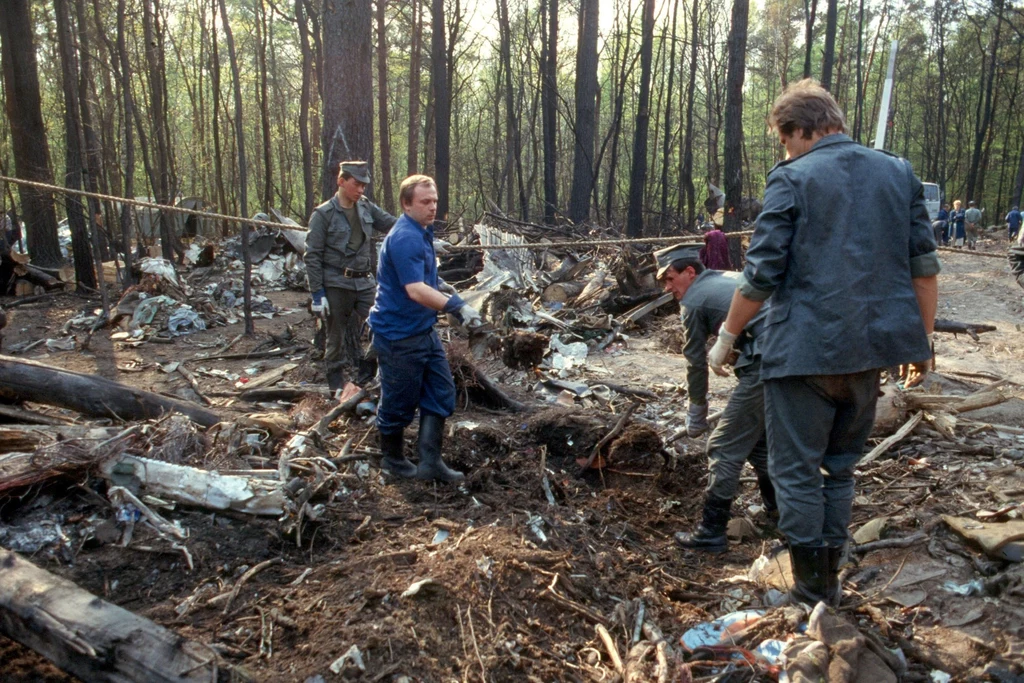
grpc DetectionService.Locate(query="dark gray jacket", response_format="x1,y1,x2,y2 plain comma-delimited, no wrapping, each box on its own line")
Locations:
304,195,396,292
681,270,769,404
739,133,941,380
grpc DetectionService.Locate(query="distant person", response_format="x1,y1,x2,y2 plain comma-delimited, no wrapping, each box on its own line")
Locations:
1005,205,1022,241
950,199,966,248
934,203,950,246
699,226,731,270
964,200,983,250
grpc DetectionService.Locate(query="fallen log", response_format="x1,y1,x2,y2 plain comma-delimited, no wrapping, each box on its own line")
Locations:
0,355,222,427
934,318,997,341
0,549,221,682
239,385,333,402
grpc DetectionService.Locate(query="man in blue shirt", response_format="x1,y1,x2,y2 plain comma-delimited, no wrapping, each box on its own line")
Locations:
368,175,481,481
1005,205,1021,241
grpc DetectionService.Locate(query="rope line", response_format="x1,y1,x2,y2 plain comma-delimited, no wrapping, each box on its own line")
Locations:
2,174,1013,259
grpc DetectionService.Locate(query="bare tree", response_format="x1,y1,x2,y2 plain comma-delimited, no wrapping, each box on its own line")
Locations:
376,0,395,213
569,0,598,224
540,0,558,224
820,0,838,90
625,0,655,238
724,0,750,267
0,0,63,267
295,0,315,218
680,0,700,226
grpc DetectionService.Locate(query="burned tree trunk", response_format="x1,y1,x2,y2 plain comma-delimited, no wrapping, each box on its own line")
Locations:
0,355,222,426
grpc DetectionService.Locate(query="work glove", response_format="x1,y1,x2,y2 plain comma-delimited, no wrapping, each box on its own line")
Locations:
686,402,709,437
433,238,452,256
452,304,483,329
437,279,457,295
708,323,739,377
311,289,330,319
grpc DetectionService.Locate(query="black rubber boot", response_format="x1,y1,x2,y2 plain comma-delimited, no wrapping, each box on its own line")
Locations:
326,366,344,394
378,430,417,478
415,414,465,482
789,545,830,605
756,471,778,515
675,496,732,552
826,545,845,607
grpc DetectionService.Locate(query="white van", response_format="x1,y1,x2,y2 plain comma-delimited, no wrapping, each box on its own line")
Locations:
922,182,941,221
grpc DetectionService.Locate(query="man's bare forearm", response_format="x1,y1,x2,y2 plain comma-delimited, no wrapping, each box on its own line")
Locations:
722,289,765,336
912,275,938,334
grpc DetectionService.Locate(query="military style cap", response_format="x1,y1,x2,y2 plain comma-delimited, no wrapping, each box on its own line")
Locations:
340,160,371,184
653,243,701,279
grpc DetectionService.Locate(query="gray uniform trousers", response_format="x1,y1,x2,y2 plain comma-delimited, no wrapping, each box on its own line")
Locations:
764,369,881,547
705,361,769,500
325,287,375,379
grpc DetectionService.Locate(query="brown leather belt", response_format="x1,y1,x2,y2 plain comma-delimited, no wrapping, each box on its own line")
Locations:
343,268,371,279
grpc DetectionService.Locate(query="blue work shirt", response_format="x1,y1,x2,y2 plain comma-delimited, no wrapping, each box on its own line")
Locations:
369,213,440,341
1006,209,1022,229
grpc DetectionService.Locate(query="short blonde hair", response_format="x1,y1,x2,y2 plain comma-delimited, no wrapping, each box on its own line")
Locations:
769,79,848,140
399,175,436,208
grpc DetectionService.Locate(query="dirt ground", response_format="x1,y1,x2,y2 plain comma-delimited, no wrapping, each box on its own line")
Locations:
1,235,1024,682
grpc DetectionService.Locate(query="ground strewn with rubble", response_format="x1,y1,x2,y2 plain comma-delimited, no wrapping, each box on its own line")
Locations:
0,227,1023,682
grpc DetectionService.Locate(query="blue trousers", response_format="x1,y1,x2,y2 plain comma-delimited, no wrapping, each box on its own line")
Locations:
373,328,456,434
764,370,880,547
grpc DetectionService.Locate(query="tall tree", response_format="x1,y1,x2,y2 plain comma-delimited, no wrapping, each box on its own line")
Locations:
820,0,838,90
680,0,700,227
496,0,526,219
321,0,374,200
853,0,865,141
55,0,97,288
142,0,176,260
802,0,818,78
407,0,422,174
569,0,598,224
540,0,558,224
724,0,750,266
295,0,315,218
965,0,1003,203
218,0,253,335
375,0,395,213
625,0,655,238
660,0,680,232
0,0,63,267
115,0,135,281
256,0,273,210
431,0,451,220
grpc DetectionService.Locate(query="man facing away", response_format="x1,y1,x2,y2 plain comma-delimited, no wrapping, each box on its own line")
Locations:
368,175,482,481
1005,205,1021,241
964,200,983,250
708,79,939,606
304,161,396,394
654,243,777,553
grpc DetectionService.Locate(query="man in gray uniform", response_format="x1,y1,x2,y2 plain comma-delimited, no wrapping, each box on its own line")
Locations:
710,80,939,605
304,161,396,393
654,243,777,553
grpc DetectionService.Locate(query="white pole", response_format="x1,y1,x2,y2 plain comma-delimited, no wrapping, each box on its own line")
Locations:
873,40,898,150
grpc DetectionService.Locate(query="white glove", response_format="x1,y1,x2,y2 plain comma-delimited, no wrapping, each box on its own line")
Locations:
438,279,457,295
311,289,330,319
453,304,483,329
433,238,452,256
708,324,739,377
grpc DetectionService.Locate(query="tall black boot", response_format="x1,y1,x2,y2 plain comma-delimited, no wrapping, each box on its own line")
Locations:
326,366,344,394
415,414,465,482
826,545,845,607
378,429,416,478
789,545,830,605
756,471,779,523
675,495,732,552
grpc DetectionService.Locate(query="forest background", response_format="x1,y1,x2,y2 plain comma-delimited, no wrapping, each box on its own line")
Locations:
1,0,1022,277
